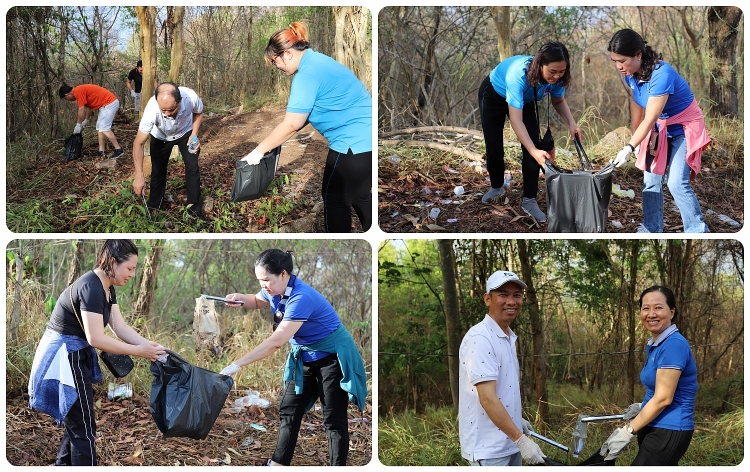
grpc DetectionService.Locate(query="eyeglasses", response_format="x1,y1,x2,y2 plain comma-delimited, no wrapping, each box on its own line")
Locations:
271,52,285,69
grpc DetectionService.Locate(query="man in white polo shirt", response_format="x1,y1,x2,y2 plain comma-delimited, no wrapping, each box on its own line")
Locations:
458,270,546,466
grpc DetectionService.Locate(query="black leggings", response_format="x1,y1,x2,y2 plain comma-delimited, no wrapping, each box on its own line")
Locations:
478,75,544,199
147,132,202,210
56,348,97,466
272,355,350,466
631,426,694,466
321,148,372,233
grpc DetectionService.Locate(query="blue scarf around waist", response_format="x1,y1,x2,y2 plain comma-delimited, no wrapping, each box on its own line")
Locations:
283,323,368,412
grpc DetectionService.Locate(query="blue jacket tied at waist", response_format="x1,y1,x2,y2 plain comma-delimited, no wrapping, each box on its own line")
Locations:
283,323,368,412
28,329,103,425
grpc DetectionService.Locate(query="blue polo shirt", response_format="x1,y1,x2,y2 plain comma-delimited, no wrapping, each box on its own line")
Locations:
640,325,697,430
489,55,566,110
259,276,340,362
287,49,372,154
624,61,693,136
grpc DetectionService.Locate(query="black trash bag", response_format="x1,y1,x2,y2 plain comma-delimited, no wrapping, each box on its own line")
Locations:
64,133,83,161
230,146,281,202
546,137,614,233
150,350,234,439
542,449,616,466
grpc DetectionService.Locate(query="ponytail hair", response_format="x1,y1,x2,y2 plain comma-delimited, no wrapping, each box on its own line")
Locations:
607,28,662,81
526,41,572,88
255,248,294,277
96,240,138,278
264,21,310,67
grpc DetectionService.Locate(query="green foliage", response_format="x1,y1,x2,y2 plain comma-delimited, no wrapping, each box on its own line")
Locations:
379,406,463,466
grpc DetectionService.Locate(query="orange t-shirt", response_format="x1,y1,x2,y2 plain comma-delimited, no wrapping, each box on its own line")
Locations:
73,84,116,110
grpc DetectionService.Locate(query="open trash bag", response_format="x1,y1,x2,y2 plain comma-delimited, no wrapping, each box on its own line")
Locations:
64,133,83,161
150,350,233,439
230,145,281,202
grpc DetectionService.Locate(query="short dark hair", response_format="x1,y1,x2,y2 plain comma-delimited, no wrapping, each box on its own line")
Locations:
639,285,678,318
58,84,73,98
96,240,139,278
136,60,143,67
154,82,182,103
255,249,294,276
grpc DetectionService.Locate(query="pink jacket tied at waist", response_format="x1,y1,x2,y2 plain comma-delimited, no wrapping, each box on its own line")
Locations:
635,98,711,180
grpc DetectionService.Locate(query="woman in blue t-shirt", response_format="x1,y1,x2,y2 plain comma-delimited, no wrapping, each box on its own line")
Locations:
28,240,167,466
239,22,372,233
600,286,697,465
220,249,367,466
608,29,710,233
478,41,582,222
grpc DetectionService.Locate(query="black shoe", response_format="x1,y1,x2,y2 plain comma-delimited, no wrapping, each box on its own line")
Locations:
97,150,106,158
188,209,208,222
111,148,124,159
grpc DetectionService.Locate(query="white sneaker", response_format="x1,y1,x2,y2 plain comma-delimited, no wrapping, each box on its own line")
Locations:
521,198,546,223
636,223,650,233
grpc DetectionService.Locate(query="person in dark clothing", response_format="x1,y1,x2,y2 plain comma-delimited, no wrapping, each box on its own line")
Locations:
126,60,144,113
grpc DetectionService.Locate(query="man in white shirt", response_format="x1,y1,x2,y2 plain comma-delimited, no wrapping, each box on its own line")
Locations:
458,270,546,466
132,82,205,220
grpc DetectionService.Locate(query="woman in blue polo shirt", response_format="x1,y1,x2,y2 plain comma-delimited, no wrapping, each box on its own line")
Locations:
478,41,582,222
608,29,710,233
600,286,697,465
220,249,367,466
240,22,372,233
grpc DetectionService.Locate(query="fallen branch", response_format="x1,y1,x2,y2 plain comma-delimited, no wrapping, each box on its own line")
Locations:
379,139,484,162
379,126,483,139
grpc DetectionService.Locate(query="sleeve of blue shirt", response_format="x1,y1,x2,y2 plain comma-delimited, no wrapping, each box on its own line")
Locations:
287,72,319,114
654,336,691,371
646,65,675,97
284,293,314,322
504,61,529,110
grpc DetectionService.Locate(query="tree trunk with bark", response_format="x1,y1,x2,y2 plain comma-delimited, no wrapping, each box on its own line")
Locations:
167,7,186,83
137,7,158,111
490,7,512,61
66,239,85,286
707,6,742,117
134,241,163,320
437,239,461,410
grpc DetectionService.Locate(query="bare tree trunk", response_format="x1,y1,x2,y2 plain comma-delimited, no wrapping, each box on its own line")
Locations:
9,250,24,344
167,6,186,83
626,241,640,401
490,7,512,61
137,7,158,105
66,239,85,286
517,240,548,426
333,6,369,85
707,6,742,117
134,241,163,320
437,239,460,410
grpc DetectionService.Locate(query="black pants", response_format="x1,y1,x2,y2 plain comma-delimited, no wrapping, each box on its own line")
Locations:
56,348,97,466
321,148,372,233
147,133,202,213
272,355,350,466
631,426,694,466
478,75,544,199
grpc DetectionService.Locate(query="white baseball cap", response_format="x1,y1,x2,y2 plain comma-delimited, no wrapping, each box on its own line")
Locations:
486,270,528,293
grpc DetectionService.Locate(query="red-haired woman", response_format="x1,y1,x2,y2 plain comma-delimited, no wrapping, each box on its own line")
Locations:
241,22,372,233
478,42,582,222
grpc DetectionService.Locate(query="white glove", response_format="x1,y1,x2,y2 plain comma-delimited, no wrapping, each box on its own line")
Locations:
240,149,264,165
73,123,82,134
81,119,89,129
521,419,534,435
514,434,546,465
612,145,633,167
622,402,642,421
220,362,241,376
600,426,634,461
130,90,137,98
634,145,640,156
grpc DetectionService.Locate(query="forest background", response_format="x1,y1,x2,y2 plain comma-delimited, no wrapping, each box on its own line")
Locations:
378,239,744,465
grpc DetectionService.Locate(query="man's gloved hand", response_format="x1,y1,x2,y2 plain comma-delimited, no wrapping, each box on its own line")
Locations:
220,363,241,376
600,426,634,461
81,119,89,129
622,402,643,421
130,90,137,98
521,419,535,435
240,149,264,165
514,434,546,465
611,145,633,167
73,123,83,134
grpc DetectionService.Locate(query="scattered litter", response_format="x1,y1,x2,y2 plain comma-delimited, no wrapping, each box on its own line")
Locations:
454,186,465,196
250,423,267,431
240,437,254,448
423,202,434,207
434,190,442,195
348,417,370,423
387,155,401,163
440,199,453,204
447,219,458,223
391,212,399,218
429,208,441,219
422,186,432,194
611,220,623,228
612,183,635,198
235,390,271,408
443,165,459,174
706,209,741,227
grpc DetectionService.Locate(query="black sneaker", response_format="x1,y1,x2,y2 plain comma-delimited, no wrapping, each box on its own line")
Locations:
188,209,209,222
111,148,124,159
97,150,106,158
